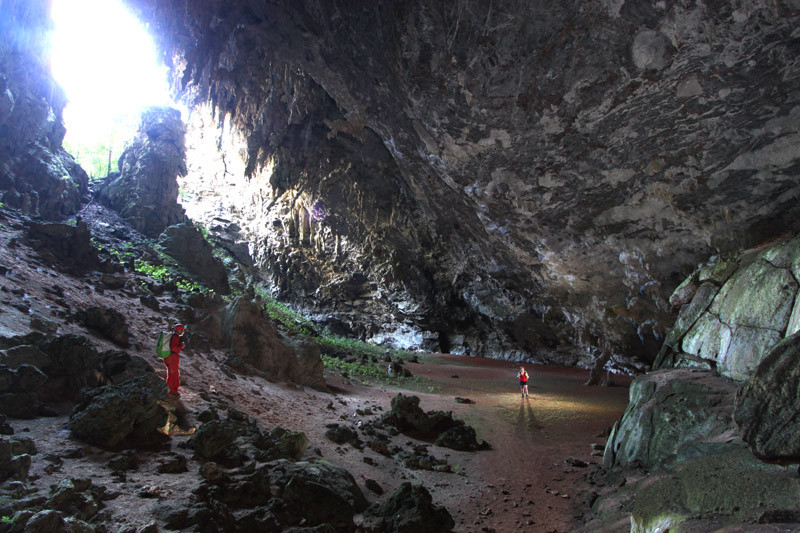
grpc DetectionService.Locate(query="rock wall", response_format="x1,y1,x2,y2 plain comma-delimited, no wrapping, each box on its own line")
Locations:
655,233,800,381
595,233,800,529
123,0,800,367
0,0,89,219
99,106,188,236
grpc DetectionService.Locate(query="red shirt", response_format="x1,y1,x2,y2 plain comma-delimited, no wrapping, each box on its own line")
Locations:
169,334,185,355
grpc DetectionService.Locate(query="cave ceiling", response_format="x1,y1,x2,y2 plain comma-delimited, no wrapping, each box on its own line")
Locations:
122,0,800,368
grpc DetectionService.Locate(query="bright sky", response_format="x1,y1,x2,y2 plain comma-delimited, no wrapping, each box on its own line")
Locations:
50,0,175,142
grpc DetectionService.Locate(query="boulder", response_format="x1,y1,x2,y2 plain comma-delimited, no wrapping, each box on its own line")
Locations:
158,223,230,294
656,236,800,382
434,424,486,452
38,335,102,403
0,344,51,369
627,449,800,532
0,436,35,481
25,219,98,273
193,458,367,531
188,417,308,467
734,331,800,460
98,106,188,236
267,459,368,521
99,350,156,385
69,374,169,449
381,394,460,436
0,391,42,419
603,369,740,470
221,292,325,388
360,482,454,533
46,477,102,521
80,306,131,347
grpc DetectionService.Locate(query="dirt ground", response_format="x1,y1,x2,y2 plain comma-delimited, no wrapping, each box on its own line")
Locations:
0,207,632,532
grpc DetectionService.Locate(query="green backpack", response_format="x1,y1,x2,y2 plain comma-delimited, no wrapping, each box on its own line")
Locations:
155,332,171,359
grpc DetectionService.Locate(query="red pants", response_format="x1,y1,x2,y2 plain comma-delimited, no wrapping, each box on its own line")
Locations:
164,354,180,393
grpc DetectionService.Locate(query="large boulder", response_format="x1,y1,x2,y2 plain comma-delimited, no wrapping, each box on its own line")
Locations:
25,219,99,273
158,223,230,294
360,482,455,533
603,369,740,470
0,436,36,482
734,331,800,461
69,374,169,449
221,291,325,388
193,458,366,531
0,363,48,418
37,335,102,403
98,106,188,236
656,234,800,381
628,449,800,532
381,393,487,451
188,414,307,467
80,306,131,347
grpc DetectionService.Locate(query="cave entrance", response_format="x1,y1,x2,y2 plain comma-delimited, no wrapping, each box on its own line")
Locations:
50,0,179,178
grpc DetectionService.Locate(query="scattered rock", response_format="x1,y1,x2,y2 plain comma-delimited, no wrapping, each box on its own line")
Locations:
156,453,188,474
80,306,131,347
360,482,454,533
69,374,169,449
364,478,383,495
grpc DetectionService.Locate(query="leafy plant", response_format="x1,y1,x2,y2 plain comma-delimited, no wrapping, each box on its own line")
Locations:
261,296,317,336
63,112,138,178
134,259,171,283
176,279,210,294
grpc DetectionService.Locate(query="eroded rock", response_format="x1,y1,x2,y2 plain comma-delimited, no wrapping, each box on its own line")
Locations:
381,393,487,451
69,374,169,449
603,369,740,470
734,331,800,460
98,106,188,236
360,482,454,533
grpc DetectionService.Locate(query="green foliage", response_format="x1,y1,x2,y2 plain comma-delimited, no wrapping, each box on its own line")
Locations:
134,259,171,283
262,297,316,336
176,278,210,294
317,335,405,361
0,515,14,524
194,222,210,240
63,112,138,178
321,355,389,381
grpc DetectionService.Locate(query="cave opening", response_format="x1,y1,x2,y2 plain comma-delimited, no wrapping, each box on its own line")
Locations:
49,0,179,178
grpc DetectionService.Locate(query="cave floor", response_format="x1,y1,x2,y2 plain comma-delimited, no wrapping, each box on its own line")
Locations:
390,354,633,532
13,350,631,533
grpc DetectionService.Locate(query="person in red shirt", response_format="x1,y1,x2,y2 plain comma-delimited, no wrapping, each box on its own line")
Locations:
165,324,186,396
517,365,529,399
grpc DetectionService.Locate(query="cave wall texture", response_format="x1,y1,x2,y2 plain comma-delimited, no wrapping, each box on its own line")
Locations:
3,0,800,370
124,0,800,368
0,0,89,218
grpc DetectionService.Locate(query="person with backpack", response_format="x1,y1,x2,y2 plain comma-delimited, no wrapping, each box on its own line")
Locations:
165,324,186,396
517,365,529,398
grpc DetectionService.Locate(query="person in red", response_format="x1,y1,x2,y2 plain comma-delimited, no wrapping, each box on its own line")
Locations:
165,324,186,396
517,365,529,399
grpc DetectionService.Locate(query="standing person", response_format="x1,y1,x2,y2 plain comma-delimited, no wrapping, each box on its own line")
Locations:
517,365,529,398
165,324,186,396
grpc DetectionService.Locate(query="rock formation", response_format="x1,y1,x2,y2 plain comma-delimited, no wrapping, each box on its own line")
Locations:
220,290,325,388
592,233,800,530
0,0,89,220
99,106,188,236
118,0,800,370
